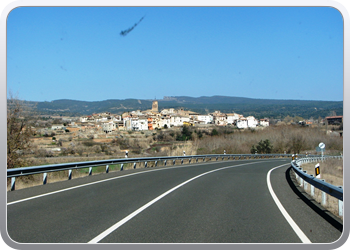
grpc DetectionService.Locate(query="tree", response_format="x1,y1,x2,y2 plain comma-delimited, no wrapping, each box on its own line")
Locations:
251,139,273,154
176,125,193,141
7,96,33,168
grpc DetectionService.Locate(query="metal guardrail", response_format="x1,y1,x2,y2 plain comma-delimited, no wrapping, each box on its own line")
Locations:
7,153,293,191
290,156,343,201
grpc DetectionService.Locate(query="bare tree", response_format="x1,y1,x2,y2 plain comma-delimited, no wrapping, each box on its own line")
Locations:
7,96,33,168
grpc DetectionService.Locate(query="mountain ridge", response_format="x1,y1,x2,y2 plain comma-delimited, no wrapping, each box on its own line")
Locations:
25,95,342,119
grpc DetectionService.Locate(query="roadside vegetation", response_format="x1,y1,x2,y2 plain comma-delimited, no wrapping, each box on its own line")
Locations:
7,97,343,192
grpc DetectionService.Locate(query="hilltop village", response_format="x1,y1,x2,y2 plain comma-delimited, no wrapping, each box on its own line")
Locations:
76,101,269,134
23,100,342,165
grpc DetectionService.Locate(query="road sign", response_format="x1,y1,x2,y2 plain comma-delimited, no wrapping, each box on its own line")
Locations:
317,142,325,157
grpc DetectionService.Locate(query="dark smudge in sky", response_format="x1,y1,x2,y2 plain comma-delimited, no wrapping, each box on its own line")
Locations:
120,16,145,36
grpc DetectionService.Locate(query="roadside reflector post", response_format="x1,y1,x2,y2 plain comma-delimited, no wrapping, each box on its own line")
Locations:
89,167,92,176
106,165,109,173
155,161,157,167
183,151,186,156
120,164,124,171
68,169,72,180
145,161,148,168
181,159,183,165
164,160,167,166
315,163,320,178
189,158,191,164
173,160,176,165
11,177,16,191
133,162,136,169
43,172,47,185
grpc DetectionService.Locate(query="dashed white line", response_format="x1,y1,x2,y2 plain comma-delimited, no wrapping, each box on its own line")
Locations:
88,161,260,243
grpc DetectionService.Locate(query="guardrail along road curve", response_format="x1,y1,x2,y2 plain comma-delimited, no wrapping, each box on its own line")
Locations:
7,157,342,243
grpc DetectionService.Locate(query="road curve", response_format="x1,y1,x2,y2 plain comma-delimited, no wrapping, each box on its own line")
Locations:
6,159,342,243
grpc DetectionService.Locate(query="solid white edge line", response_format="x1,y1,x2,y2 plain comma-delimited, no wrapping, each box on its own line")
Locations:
88,161,261,243
267,164,312,243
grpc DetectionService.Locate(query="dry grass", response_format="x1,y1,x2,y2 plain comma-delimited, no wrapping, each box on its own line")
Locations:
196,125,343,155
296,158,343,220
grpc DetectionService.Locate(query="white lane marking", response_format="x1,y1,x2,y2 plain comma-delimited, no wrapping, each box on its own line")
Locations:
7,167,168,205
8,159,282,205
267,164,312,243
88,161,262,243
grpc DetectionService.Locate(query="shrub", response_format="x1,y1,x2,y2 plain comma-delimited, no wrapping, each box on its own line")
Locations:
251,139,273,154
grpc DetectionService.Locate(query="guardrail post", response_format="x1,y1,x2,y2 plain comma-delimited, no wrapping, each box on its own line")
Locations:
321,179,327,206
43,173,47,185
106,165,109,173
302,171,307,190
68,169,72,180
310,175,315,197
338,186,343,216
11,177,16,191
121,164,124,171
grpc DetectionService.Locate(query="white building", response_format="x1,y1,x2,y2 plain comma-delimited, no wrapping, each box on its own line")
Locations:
131,118,148,131
236,118,248,129
197,115,213,124
113,115,122,122
102,122,116,133
247,116,258,128
80,116,88,122
160,116,171,128
226,113,241,125
51,124,65,130
260,118,270,127
170,115,190,127
212,111,226,126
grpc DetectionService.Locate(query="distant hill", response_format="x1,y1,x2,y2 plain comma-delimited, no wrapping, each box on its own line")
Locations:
26,96,342,119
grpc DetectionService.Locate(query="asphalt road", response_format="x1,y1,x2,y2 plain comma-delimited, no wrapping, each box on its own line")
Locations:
6,159,342,244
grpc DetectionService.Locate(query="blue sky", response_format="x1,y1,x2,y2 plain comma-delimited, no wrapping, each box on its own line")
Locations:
7,7,343,102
